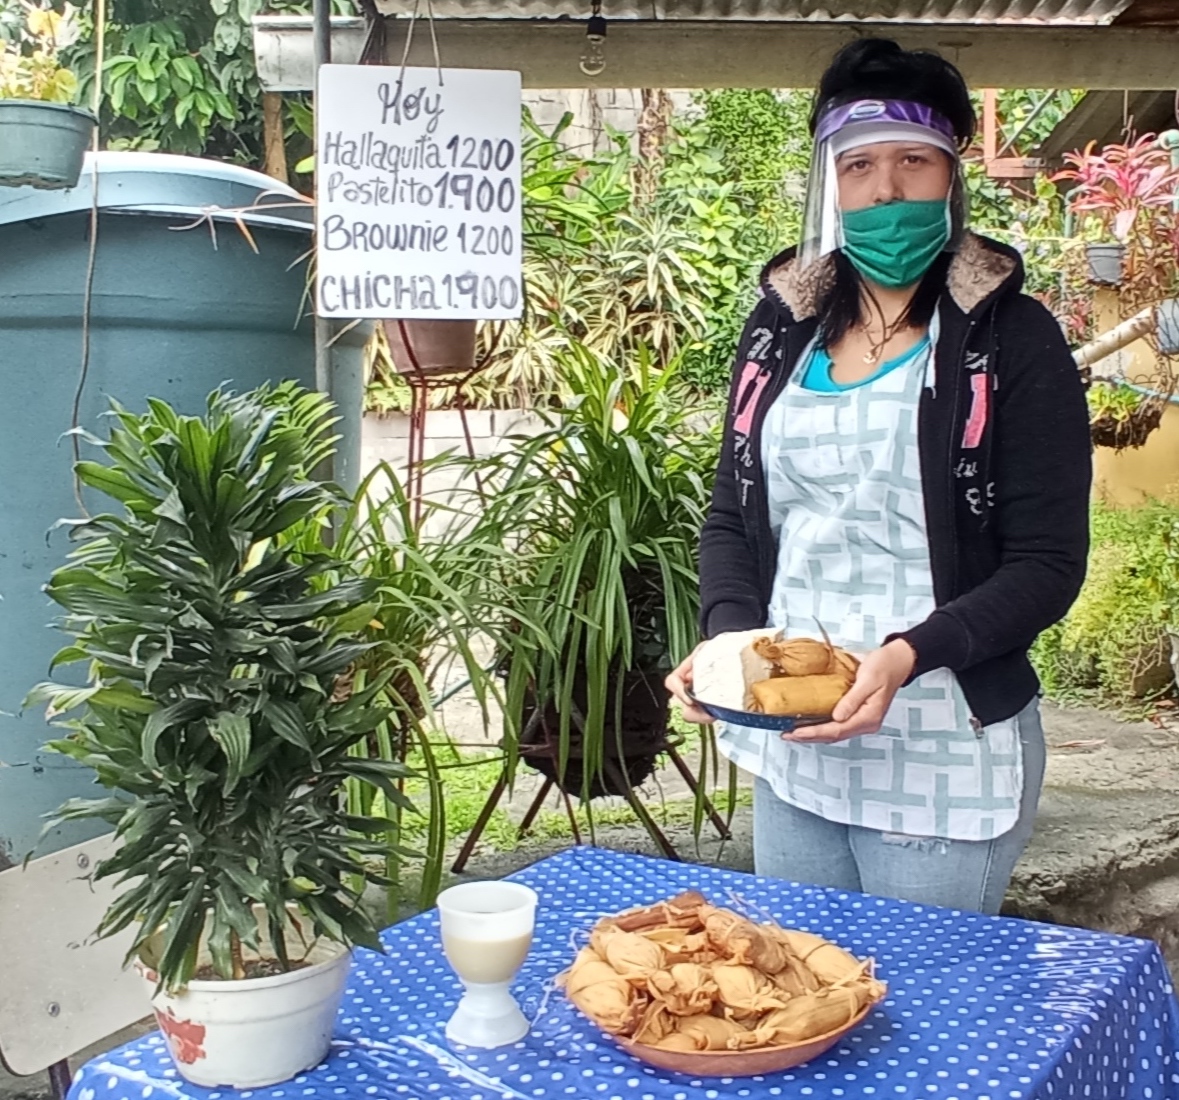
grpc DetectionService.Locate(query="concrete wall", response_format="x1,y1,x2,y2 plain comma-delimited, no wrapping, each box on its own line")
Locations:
525,87,695,153
1091,289,1179,506
361,409,546,534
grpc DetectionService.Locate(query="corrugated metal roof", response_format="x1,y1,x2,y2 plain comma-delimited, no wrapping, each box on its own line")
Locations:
388,0,1135,25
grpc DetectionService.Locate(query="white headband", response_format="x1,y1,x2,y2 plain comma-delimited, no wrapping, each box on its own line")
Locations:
829,121,958,159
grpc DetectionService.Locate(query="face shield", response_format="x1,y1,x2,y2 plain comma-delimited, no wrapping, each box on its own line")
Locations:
798,99,970,274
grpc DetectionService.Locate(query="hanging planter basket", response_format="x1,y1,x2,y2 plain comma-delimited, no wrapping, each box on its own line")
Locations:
383,318,477,378
1090,397,1165,450
518,665,668,799
0,100,96,190
1085,242,1125,286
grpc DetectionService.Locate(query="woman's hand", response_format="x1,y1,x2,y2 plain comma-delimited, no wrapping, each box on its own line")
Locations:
665,643,715,725
784,639,917,744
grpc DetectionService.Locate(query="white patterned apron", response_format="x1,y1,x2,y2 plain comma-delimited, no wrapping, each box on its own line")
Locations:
716,324,1023,841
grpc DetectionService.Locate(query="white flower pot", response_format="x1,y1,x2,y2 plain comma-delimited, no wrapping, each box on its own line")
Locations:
135,916,351,1089
1086,242,1125,286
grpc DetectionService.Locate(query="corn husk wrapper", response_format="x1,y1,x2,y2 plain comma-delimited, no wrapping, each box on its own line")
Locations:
752,637,860,683
767,951,823,996
570,982,646,1036
590,922,622,958
612,891,706,932
561,944,648,1035
752,637,835,677
672,1013,748,1051
632,1001,677,1045
603,930,666,982
711,963,791,1020
750,674,850,717
563,955,621,997
648,962,717,1016
832,648,860,682
700,907,792,974
640,928,719,967
773,929,865,985
728,981,886,1049
640,928,708,953
566,893,884,1053
650,1031,700,1053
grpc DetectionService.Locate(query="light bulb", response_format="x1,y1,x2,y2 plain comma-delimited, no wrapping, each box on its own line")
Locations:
579,14,607,77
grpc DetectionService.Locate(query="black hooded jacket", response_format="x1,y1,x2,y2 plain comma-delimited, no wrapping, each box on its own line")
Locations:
698,232,1092,727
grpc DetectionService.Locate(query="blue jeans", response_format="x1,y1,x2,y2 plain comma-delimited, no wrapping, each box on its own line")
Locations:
751,700,1045,915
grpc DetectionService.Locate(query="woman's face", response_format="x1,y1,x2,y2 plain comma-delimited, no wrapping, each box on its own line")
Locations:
835,141,954,212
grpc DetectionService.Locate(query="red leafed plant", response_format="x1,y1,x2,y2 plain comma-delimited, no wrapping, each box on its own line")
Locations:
1056,134,1179,317
1055,135,1179,243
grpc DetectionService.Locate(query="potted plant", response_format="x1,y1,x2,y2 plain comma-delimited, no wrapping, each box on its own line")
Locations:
324,459,530,914
463,343,718,815
1055,135,1179,288
1086,380,1163,450
28,385,413,1089
0,1,96,189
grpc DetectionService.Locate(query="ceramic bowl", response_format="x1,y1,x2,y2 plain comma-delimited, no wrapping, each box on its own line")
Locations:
688,692,830,732
617,1003,876,1077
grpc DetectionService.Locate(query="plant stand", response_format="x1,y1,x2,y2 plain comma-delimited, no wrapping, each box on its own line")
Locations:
451,712,734,874
384,319,504,525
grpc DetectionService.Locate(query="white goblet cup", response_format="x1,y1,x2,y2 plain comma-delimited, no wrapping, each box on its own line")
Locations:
437,881,538,1049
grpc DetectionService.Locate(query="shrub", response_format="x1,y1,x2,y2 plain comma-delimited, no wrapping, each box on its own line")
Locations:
1033,500,1179,701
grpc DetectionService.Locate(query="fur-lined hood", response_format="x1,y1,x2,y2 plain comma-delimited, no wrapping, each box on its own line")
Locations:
761,231,1022,321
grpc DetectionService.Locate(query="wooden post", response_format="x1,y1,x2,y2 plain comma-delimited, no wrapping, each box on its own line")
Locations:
982,88,998,164
262,92,289,184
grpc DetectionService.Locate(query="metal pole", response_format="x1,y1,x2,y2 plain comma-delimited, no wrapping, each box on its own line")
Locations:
312,0,333,467
313,0,331,72
47,1059,72,1100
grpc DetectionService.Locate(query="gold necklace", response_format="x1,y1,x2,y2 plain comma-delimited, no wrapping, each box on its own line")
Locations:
860,316,908,365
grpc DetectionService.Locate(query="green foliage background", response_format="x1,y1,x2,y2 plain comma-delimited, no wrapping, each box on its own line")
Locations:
1032,500,1179,704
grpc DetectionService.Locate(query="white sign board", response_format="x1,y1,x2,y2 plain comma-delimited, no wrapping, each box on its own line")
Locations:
315,65,523,320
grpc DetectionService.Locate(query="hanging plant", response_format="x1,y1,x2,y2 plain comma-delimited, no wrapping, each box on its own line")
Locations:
1087,381,1164,450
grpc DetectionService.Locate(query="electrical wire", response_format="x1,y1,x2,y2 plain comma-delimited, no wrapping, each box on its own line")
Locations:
70,0,106,513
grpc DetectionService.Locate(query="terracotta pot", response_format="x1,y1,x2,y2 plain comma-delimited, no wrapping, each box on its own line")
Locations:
383,318,477,377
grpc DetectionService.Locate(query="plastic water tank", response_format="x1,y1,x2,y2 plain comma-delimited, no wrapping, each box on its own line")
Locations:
0,152,364,864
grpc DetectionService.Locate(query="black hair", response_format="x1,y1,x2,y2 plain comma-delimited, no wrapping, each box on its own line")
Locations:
809,37,976,151
809,38,972,347
819,250,952,351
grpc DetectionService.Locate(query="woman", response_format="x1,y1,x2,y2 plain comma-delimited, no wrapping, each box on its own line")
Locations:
667,38,1091,914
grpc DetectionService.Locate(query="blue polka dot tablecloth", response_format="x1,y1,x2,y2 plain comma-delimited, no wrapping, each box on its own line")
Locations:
69,845,1179,1100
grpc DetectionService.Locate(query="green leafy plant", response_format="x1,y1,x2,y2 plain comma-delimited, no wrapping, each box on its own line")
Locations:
1088,380,1145,424
324,461,537,914
1033,499,1179,702
1086,381,1163,450
29,385,413,990
65,0,324,164
0,0,79,102
463,343,719,798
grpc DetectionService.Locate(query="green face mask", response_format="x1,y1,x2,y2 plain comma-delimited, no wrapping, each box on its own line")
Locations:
840,199,951,289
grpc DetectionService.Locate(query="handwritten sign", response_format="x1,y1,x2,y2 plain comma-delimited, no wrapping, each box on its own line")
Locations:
315,65,523,320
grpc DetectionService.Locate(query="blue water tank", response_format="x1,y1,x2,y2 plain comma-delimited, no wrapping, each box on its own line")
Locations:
0,152,364,865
